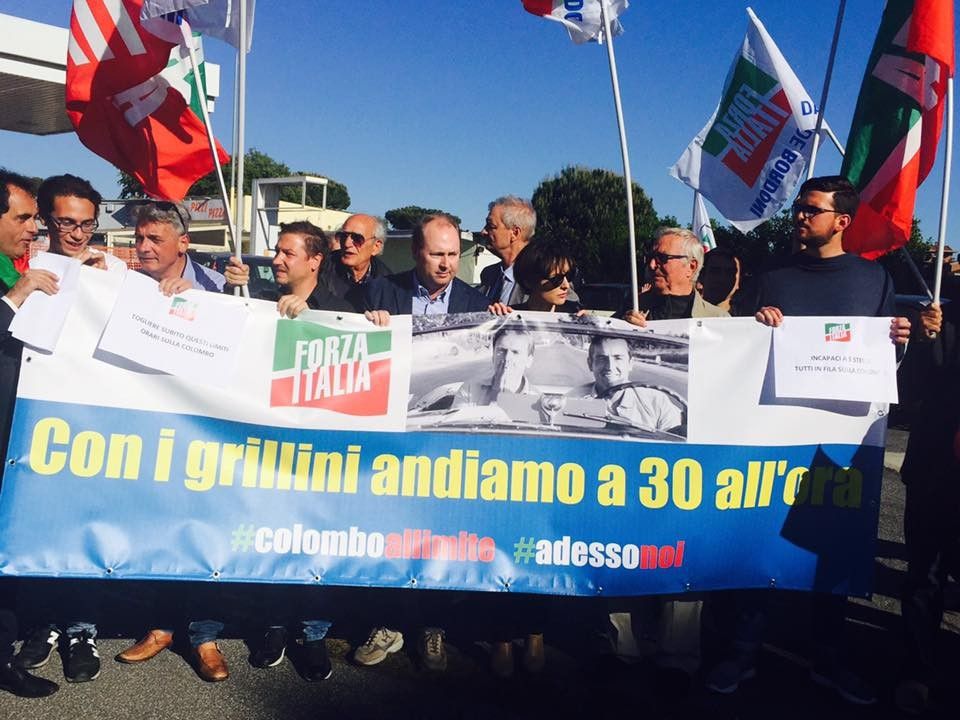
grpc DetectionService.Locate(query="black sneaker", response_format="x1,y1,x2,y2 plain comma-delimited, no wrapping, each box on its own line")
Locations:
64,632,100,683
251,627,287,668
301,639,332,682
15,626,60,670
419,627,447,672
0,662,59,697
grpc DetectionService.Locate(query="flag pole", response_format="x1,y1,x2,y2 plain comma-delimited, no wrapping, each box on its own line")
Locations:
178,20,236,254
599,0,640,311
933,76,954,308
233,0,247,266
807,0,846,179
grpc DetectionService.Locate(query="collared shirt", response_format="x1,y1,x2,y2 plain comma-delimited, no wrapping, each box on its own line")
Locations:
411,275,452,315
496,264,517,305
181,256,226,291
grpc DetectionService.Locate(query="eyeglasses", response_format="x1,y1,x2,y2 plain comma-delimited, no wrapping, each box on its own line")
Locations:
335,230,368,247
791,202,842,219
48,216,98,233
542,271,574,290
647,251,688,266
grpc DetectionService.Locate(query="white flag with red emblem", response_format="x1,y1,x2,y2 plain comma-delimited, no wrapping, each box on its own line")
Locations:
521,0,628,44
66,0,229,200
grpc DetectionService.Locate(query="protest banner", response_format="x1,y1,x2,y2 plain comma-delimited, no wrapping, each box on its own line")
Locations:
0,271,891,597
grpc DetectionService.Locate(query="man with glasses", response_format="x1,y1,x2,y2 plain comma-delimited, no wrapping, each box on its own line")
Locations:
37,174,125,273
707,176,911,705
0,168,60,698
619,227,728,326
319,213,391,311
478,196,536,306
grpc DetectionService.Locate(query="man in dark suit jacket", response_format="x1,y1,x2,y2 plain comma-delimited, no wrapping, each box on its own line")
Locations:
364,213,490,321
0,168,60,698
477,196,536,306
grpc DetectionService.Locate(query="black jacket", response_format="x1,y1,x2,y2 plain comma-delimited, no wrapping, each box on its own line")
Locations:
364,271,490,315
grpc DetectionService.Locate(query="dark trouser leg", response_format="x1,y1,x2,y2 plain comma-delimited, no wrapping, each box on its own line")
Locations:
0,609,16,664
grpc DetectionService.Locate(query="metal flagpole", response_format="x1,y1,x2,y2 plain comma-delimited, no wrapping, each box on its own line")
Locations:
599,0,640,311
933,76,955,308
232,0,249,298
807,0,846,179
178,20,236,254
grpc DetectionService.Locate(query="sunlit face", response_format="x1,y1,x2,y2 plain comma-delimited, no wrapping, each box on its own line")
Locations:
339,215,382,270
482,205,518,258
589,337,632,393
135,220,188,281
792,190,849,248
649,233,696,295
414,218,460,293
0,185,38,261
533,260,572,308
273,232,321,288
492,331,533,391
47,195,97,258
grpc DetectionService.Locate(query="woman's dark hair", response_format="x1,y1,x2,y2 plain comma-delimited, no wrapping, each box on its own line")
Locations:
512,241,576,293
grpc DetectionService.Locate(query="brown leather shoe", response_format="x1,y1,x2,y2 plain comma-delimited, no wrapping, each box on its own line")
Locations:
193,641,228,682
116,630,174,664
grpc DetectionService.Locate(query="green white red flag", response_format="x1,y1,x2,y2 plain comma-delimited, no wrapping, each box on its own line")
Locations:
670,9,819,233
521,0,627,44
841,0,955,259
694,192,717,252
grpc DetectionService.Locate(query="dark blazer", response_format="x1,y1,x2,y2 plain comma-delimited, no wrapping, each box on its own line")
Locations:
0,278,22,470
479,261,527,306
364,271,491,315
318,252,392,312
256,282,355,313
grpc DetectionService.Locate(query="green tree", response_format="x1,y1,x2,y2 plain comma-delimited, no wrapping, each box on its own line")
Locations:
385,206,462,230
532,166,661,283
713,210,795,273
118,148,350,209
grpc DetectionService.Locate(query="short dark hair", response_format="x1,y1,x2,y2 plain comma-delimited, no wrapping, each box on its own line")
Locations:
37,174,102,219
279,220,327,257
512,240,576,293
699,248,740,305
492,326,534,353
588,335,633,364
0,168,38,215
412,213,460,251
799,175,859,218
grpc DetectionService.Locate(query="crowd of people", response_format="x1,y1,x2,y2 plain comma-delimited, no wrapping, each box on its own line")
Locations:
0,168,956,715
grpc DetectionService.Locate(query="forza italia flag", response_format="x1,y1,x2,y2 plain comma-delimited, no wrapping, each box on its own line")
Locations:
841,0,955,259
521,0,628,44
670,8,819,232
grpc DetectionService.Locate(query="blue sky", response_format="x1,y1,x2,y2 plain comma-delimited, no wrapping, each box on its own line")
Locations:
2,1,957,243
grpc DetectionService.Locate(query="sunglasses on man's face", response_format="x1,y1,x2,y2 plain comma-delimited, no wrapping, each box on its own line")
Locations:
791,202,842,219
647,251,688,266
335,230,367,247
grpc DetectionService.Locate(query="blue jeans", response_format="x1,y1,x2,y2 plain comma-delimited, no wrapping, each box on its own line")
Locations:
64,621,97,639
186,619,224,648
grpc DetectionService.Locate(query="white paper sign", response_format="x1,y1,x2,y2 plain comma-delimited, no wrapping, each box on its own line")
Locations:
97,271,250,386
9,252,81,352
773,316,898,403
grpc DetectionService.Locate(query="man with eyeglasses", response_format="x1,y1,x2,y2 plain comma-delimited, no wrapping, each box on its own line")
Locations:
706,176,911,705
37,174,125,273
318,213,391,312
478,196,536,306
619,227,729,326
0,168,61,698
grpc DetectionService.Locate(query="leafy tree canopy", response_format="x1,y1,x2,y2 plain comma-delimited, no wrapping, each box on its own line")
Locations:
385,206,462,230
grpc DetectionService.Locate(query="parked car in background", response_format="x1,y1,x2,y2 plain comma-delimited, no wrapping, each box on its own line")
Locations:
191,252,280,298
577,283,631,316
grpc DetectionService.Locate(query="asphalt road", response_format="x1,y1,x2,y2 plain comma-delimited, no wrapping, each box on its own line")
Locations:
1,429,957,719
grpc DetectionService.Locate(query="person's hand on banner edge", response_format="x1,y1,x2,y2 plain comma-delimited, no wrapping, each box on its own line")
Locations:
4,269,59,308
364,310,390,327
889,316,911,345
755,306,784,327
223,256,249,288
623,309,648,327
158,278,192,296
488,302,512,316
75,248,107,270
919,303,942,340
277,294,308,318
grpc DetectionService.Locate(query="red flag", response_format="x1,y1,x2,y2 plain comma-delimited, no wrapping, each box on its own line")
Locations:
842,0,954,258
66,0,228,200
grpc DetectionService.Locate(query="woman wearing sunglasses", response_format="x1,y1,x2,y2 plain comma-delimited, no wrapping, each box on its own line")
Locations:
509,241,581,313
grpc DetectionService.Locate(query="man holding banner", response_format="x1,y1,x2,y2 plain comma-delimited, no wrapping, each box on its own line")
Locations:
0,169,60,698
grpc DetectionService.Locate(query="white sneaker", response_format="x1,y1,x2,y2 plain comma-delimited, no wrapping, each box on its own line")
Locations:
353,627,403,666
